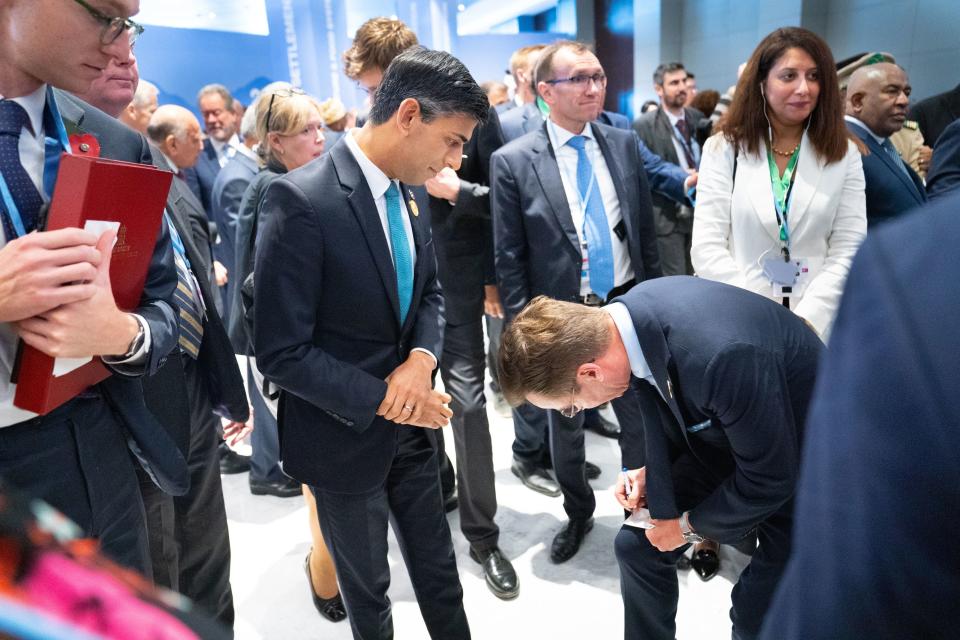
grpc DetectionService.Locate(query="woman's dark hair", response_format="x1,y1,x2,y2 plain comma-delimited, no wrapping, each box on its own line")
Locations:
720,27,848,164
368,46,489,126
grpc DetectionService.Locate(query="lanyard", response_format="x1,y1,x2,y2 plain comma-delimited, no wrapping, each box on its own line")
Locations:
0,86,72,239
766,145,800,258
669,120,699,167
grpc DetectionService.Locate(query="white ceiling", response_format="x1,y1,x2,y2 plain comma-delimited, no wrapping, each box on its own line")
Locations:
137,0,270,36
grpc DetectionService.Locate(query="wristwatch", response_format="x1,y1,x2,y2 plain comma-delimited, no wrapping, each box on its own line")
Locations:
120,316,146,360
679,511,704,544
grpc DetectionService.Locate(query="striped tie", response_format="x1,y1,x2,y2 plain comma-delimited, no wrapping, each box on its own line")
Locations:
165,214,204,359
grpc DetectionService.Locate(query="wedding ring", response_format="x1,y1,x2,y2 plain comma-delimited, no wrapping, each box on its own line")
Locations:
403,405,415,412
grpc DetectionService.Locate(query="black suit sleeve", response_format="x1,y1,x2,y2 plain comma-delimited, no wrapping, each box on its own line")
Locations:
691,344,800,541
253,179,388,433
491,151,531,320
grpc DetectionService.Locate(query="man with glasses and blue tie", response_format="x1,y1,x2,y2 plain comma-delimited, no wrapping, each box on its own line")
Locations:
0,0,185,575
491,40,690,563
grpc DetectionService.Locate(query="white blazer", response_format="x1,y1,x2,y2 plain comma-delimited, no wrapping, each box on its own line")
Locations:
691,131,866,340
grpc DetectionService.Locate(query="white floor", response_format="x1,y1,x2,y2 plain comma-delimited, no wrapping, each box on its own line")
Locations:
224,398,749,640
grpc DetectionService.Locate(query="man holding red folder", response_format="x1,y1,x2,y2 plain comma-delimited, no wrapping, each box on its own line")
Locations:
0,0,183,574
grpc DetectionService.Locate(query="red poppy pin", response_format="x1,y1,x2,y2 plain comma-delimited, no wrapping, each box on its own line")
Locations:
69,133,101,158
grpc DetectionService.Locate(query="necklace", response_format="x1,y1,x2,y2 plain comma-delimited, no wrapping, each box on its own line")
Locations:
771,139,800,157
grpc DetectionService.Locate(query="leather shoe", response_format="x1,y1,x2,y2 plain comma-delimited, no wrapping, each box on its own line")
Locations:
584,412,621,438
304,553,347,622
550,517,593,563
469,546,519,600
249,476,302,498
585,461,601,480
444,491,459,513
690,541,720,581
219,447,251,474
511,457,561,497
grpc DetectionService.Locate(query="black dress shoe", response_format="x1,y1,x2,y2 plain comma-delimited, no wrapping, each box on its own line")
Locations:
690,542,720,581
219,447,251,474
444,491,459,513
304,553,347,622
584,461,601,480
249,476,302,498
584,413,621,438
511,458,561,497
469,546,519,600
550,517,594,563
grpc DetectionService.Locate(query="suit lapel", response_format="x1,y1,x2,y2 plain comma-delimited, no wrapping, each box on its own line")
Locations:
532,125,580,256
332,143,402,324
399,183,427,333
855,125,925,204
653,110,681,164
592,123,637,246
745,144,783,245
785,131,823,231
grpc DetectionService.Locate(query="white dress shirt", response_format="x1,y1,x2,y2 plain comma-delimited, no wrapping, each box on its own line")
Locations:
0,86,150,427
664,108,699,171
210,133,241,168
546,118,633,296
342,130,435,366
604,302,664,400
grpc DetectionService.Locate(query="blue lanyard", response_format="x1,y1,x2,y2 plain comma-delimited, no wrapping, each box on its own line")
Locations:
670,121,699,166
0,86,72,239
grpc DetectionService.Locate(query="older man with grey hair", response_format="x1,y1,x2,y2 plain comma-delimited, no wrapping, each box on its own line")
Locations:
121,78,159,134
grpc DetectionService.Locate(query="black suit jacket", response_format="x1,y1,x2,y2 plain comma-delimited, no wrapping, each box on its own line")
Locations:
54,90,188,494
907,83,960,146
616,276,823,543
253,140,444,493
633,108,704,236
428,107,503,325
927,118,960,201
846,120,926,228
491,120,662,320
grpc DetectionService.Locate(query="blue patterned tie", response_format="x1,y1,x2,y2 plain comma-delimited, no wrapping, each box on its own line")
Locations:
385,182,413,323
881,138,913,180
0,100,44,239
165,213,205,359
567,135,614,299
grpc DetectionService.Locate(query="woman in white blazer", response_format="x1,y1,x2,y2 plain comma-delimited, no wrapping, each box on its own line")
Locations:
692,27,866,340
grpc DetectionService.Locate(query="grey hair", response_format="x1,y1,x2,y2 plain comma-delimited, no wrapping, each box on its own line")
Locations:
132,79,159,109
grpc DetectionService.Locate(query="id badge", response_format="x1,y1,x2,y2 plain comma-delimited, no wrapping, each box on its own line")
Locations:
763,257,809,298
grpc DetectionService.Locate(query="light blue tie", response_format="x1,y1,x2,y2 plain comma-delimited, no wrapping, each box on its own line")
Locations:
385,182,413,323
567,135,614,299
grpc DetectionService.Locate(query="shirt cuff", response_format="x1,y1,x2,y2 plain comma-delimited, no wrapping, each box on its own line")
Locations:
102,313,152,367
411,347,438,369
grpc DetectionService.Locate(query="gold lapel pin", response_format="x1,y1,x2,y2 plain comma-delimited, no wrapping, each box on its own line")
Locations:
408,189,419,217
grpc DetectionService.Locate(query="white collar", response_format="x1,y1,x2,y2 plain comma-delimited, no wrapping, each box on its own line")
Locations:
547,117,594,150
344,128,394,200
663,107,684,126
0,84,47,137
604,302,655,382
210,133,240,153
844,115,886,146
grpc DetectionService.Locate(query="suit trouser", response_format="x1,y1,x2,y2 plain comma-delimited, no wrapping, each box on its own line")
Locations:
311,427,470,640
656,231,693,277
548,386,646,519
247,357,286,483
140,358,235,629
484,314,503,392
0,395,150,574
613,453,794,640
438,317,499,551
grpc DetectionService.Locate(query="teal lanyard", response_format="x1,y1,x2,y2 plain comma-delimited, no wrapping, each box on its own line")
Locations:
0,86,72,238
766,144,800,259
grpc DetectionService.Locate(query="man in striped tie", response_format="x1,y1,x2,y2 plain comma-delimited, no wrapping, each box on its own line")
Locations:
254,47,489,639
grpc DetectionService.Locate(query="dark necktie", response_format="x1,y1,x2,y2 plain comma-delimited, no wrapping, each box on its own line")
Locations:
0,100,44,239
674,118,697,169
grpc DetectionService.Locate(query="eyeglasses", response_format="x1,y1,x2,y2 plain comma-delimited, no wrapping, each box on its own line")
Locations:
559,388,583,419
264,87,307,132
72,0,144,45
544,73,607,89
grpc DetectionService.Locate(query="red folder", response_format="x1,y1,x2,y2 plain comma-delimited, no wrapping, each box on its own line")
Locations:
13,154,173,415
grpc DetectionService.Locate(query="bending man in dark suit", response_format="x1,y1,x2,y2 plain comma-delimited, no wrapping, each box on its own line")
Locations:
0,0,185,574
255,47,489,639
498,278,823,640
844,63,927,228
492,40,690,563
759,194,960,640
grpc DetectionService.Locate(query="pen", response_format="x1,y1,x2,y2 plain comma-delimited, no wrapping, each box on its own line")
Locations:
621,466,633,497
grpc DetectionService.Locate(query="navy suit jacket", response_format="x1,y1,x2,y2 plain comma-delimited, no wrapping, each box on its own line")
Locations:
615,276,823,543
55,91,188,494
211,151,257,276
253,140,444,493
846,120,926,228
926,118,960,201
760,193,960,640
492,121,664,320
183,139,220,217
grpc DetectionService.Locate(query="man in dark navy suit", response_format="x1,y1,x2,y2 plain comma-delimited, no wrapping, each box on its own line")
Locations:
926,118,960,200
255,47,488,639
760,193,960,640
0,0,185,574
498,277,823,640
845,63,927,228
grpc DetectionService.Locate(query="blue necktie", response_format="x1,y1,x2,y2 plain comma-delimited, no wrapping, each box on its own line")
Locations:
385,182,413,323
567,135,614,300
881,138,913,180
0,100,44,239
165,213,205,359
